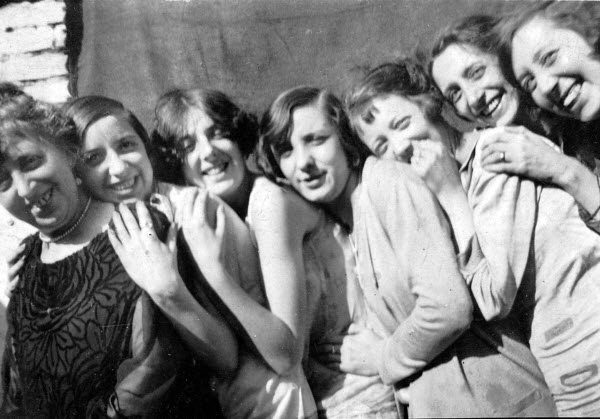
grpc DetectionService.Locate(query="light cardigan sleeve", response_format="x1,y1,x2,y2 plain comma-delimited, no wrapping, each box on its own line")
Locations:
363,160,473,385
462,141,537,321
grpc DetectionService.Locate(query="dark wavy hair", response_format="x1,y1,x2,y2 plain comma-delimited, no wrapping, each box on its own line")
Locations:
344,57,461,149
0,92,79,165
256,86,371,182
152,88,258,185
62,95,155,165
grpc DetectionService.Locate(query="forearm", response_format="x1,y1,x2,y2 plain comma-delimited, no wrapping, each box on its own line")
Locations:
153,280,238,377
202,263,302,375
555,156,600,215
437,187,476,255
375,300,471,384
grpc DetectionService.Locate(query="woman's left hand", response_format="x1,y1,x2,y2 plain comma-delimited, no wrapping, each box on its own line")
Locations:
314,324,382,377
480,126,564,183
108,201,181,299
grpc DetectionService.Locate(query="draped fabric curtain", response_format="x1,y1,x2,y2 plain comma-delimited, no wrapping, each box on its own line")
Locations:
75,0,509,128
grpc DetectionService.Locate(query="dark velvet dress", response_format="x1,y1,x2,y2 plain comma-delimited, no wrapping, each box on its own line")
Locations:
0,232,201,418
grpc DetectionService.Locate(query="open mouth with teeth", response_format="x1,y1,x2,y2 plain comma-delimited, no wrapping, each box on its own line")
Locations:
31,188,53,214
557,80,582,112
479,94,503,119
109,177,137,192
202,161,229,177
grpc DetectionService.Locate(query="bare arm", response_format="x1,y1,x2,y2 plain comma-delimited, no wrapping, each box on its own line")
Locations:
108,201,238,377
182,181,319,375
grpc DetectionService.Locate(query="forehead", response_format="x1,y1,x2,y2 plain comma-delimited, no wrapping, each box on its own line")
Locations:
290,103,332,138
512,16,591,68
84,115,140,147
0,136,48,168
183,107,215,135
432,44,497,86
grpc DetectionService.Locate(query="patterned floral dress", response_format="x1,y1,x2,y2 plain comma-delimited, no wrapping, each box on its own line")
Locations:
0,232,192,418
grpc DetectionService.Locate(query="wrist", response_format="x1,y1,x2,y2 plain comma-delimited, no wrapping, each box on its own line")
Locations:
554,155,583,191
148,274,185,307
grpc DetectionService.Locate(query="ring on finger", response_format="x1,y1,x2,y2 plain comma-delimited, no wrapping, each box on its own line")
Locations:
499,151,506,162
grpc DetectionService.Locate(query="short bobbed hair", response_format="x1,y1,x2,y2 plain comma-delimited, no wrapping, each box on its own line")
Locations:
345,58,447,130
257,86,371,182
152,88,258,185
62,95,152,153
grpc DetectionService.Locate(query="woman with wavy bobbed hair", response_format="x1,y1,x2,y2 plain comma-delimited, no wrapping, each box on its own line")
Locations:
153,88,257,218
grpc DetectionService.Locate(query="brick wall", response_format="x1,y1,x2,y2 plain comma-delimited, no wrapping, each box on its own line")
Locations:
0,0,69,103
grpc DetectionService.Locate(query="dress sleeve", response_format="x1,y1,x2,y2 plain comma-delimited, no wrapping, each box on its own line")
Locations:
463,147,537,321
366,161,474,385
0,334,22,416
88,292,185,417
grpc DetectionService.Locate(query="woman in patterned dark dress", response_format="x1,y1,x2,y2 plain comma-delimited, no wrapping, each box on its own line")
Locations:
0,96,237,417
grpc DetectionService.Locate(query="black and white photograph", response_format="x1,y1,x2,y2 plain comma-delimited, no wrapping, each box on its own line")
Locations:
0,0,599,417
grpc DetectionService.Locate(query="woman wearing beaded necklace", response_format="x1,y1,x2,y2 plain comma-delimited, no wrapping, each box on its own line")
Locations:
0,96,227,417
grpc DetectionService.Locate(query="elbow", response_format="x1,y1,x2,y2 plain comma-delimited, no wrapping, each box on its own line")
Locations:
265,344,303,376
214,345,239,380
444,294,473,335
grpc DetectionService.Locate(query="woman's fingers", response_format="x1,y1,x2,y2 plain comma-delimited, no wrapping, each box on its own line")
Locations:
166,224,178,254
118,202,141,236
135,201,156,239
7,244,25,265
111,207,130,242
215,204,226,240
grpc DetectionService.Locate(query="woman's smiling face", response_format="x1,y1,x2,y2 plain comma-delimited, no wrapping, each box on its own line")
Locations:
0,136,81,236
511,16,600,122
178,109,247,202
79,115,154,203
432,43,520,127
276,103,351,204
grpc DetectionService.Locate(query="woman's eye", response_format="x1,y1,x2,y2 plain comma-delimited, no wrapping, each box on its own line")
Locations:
0,171,11,192
447,89,461,104
520,75,536,93
274,143,292,159
82,152,102,167
311,135,328,145
393,117,410,130
540,50,558,67
374,141,388,157
21,155,43,171
177,139,196,154
468,66,485,80
118,137,139,152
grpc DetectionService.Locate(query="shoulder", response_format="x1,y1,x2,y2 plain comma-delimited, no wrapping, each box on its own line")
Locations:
248,177,321,234
361,157,437,209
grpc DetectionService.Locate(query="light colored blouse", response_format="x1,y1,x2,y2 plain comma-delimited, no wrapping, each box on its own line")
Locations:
460,129,600,415
351,157,556,417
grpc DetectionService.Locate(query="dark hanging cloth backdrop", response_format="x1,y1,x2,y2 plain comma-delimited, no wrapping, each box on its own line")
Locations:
71,0,511,129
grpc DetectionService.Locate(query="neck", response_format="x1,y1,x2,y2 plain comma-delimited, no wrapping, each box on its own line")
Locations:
223,171,254,219
325,170,360,230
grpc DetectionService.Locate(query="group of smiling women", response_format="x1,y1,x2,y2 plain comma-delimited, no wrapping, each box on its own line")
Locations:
1,1,600,417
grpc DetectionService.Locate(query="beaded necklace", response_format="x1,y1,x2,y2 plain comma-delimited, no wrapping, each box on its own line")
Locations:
39,196,93,243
